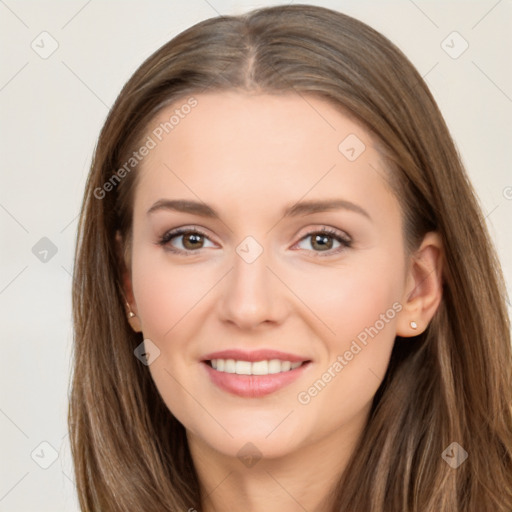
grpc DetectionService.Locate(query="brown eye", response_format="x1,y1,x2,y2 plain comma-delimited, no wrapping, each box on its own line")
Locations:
310,233,335,251
182,232,205,250
158,228,215,255
294,228,351,256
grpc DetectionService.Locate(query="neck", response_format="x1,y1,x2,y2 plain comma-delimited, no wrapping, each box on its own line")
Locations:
188,410,369,512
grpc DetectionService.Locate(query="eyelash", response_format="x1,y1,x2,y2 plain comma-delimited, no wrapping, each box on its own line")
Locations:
157,226,352,257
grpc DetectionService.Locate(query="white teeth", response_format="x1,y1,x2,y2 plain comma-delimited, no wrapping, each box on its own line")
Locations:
235,360,252,375
224,359,236,373
251,360,268,375
209,358,305,375
268,359,282,374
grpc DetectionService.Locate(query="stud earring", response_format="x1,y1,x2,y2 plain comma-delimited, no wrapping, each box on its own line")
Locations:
126,302,136,318
410,320,418,329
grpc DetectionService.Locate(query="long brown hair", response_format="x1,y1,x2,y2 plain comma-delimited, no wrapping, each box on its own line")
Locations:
69,4,512,510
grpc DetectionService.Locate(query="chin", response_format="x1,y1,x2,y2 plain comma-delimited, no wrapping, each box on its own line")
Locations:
186,412,307,462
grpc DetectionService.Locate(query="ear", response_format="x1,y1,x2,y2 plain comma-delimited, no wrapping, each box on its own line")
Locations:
115,231,142,333
396,231,443,337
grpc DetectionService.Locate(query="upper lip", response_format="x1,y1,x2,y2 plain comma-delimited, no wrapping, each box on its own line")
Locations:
201,349,310,363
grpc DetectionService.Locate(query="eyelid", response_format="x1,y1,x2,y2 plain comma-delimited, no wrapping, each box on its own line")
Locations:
157,225,352,256
295,225,351,244
291,226,352,257
157,226,217,253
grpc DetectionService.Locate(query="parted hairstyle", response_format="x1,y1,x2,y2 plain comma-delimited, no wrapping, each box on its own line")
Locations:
69,4,512,511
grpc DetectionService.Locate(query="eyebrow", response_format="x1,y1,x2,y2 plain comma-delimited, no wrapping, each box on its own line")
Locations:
146,198,371,221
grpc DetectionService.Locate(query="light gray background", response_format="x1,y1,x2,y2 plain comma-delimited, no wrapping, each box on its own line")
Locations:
1,0,510,510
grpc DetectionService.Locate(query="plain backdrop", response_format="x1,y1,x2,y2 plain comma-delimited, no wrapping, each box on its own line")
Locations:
1,0,511,510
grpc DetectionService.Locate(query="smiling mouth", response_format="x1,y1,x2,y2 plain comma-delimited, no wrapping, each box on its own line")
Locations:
206,359,309,376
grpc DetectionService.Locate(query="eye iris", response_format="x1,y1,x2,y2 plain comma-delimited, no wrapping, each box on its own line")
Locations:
169,230,342,252
182,232,203,250
311,233,333,251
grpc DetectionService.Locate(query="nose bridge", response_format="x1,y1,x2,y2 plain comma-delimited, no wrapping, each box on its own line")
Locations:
218,235,282,327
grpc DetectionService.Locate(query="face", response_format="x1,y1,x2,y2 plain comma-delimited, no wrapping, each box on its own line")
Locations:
126,91,409,462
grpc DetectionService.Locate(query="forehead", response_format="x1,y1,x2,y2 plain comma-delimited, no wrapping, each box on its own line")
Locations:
146,91,366,170
133,91,398,223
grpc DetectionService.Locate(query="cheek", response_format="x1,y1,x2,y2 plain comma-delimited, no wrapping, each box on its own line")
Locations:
298,256,403,427
289,252,404,345
131,247,207,341
130,250,209,432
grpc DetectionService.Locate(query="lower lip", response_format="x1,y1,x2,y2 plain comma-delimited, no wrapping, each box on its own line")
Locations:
202,361,311,398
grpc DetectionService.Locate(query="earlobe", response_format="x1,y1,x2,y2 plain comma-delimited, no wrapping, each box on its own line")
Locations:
126,302,143,333
396,232,444,337
116,231,142,333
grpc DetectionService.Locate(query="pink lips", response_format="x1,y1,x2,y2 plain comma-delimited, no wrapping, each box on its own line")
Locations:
201,349,311,398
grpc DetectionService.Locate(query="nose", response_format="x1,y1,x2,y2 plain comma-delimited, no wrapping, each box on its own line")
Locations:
217,242,288,330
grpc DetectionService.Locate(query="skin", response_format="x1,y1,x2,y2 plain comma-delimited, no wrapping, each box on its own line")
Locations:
121,91,443,512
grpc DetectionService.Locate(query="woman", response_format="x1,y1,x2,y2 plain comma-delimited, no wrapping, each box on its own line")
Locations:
69,4,512,511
